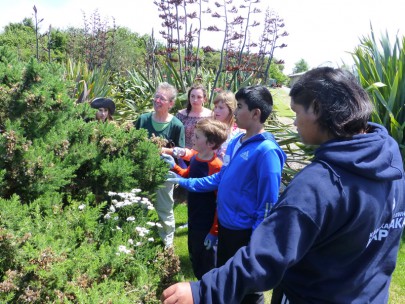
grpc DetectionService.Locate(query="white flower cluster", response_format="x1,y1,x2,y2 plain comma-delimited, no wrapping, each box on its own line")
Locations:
135,226,150,237
103,189,154,220
116,245,132,255
107,189,154,210
116,232,155,255
97,189,160,255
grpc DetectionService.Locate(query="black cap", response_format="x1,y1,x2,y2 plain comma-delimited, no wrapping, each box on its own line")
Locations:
90,97,116,115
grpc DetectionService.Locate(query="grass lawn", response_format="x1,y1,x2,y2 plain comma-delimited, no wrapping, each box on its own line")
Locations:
171,88,405,303
271,87,295,119
172,200,194,281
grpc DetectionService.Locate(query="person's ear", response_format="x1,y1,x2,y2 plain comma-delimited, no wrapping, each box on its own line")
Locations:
252,108,261,120
206,140,215,149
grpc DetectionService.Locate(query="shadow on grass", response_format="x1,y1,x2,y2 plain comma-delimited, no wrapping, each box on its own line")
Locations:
174,229,188,237
174,225,196,281
177,254,195,281
173,199,196,281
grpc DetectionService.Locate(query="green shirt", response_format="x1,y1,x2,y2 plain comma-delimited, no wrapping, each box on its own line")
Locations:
134,112,185,148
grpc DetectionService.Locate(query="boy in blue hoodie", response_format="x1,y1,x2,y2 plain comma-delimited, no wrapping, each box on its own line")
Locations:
161,68,405,304
168,85,287,303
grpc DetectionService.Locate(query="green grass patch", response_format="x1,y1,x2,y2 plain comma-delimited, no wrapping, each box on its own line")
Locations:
173,197,195,281
389,239,405,303
271,88,295,119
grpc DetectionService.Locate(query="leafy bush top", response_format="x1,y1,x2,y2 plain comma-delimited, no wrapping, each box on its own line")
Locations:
0,46,168,202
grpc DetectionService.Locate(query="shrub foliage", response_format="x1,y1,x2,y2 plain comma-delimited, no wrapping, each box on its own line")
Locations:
0,46,181,302
0,193,179,303
0,47,167,202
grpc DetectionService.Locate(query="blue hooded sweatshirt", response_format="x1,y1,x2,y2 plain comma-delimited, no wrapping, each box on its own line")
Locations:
178,131,287,231
190,123,405,303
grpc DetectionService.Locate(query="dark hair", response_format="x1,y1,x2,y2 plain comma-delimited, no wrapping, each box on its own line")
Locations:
235,85,273,123
186,83,207,116
91,97,115,121
195,118,228,150
289,67,373,138
91,97,115,115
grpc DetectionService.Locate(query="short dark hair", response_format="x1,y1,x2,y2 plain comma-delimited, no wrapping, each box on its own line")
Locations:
91,97,116,115
290,67,373,138
235,85,273,123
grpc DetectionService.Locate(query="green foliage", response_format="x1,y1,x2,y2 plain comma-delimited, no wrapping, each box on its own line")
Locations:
292,58,309,74
0,52,168,203
64,58,112,103
46,28,69,63
110,69,156,123
353,28,405,161
109,28,149,73
390,241,405,303
201,51,221,72
0,47,24,93
267,61,289,85
0,20,36,62
266,88,314,184
0,193,179,303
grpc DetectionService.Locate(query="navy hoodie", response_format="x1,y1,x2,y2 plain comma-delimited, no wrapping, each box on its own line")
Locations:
190,123,405,303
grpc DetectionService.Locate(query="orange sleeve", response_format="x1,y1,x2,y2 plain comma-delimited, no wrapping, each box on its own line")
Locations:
209,210,218,236
182,148,198,161
172,163,190,178
208,155,222,176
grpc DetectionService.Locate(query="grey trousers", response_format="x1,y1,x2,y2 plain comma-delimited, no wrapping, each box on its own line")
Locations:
155,180,175,247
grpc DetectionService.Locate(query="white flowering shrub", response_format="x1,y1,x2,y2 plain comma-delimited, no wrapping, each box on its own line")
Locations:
0,191,180,303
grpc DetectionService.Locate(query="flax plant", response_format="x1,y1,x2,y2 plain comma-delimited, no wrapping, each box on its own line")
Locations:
352,27,405,161
64,58,112,103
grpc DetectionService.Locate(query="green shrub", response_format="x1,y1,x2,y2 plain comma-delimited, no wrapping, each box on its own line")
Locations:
0,53,168,202
0,192,179,303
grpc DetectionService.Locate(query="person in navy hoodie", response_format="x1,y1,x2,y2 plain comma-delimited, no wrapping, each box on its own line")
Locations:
161,67,405,304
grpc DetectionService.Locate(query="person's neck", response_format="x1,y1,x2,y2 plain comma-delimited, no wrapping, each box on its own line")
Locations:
197,149,214,160
153,111,170,122
189,106,204,115
241,125,265,142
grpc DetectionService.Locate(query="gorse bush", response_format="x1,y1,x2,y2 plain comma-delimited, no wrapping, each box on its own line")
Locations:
0,47,168,202
0,191,180,303
0,46,182,302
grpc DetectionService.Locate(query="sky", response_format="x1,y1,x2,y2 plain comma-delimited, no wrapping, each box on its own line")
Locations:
0,0,403,74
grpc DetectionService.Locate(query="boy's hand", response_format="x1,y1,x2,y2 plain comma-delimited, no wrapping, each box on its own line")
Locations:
204,233,218,250
161,147,173,155
167,177,180,184
161,153,175,168
173,147,186,158
161,282,193,304
166,171,182,184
